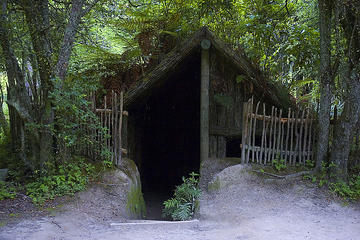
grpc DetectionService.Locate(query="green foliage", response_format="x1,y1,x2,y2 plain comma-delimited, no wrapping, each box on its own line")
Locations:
329,175,360,201
126,184,146,218
303,161,332,187
49,78,111,164
0,132,15,169
51,78,100,149
272,158,286,172
162,172,201,221
0,181,16,200
303,161,360,201
101,0,320,106
305,159,315,169
25,157,95,204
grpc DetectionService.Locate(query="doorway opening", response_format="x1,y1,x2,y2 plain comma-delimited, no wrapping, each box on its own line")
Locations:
130,56,201,219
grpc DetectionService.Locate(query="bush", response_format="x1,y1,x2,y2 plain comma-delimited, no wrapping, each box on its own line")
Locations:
303,161,360,201
272,158,286,172
162,172,201,221
329,175,360,201
0,181,16,200
25,157,95,204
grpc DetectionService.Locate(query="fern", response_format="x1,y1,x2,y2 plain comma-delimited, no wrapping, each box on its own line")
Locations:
162,172,201,221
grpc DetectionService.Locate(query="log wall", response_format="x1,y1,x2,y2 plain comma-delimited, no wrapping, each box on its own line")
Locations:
208,52,259,158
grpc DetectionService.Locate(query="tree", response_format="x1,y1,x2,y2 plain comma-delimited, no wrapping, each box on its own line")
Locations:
0,0,99,170
329,0,360,180
315,0,332,172
315,0,360,180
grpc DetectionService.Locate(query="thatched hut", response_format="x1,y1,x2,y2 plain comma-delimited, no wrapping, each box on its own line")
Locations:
122,27,290,197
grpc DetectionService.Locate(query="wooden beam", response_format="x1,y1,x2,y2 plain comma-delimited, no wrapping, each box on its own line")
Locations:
200,43,210,163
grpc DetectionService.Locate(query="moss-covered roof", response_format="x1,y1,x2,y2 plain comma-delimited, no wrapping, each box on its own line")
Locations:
124,27,290,108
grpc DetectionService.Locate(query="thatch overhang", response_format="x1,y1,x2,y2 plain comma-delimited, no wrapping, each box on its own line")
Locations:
124,27,286,109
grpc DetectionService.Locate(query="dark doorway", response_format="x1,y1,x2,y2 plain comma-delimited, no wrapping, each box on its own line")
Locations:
226,138,242,158
131,56,201,219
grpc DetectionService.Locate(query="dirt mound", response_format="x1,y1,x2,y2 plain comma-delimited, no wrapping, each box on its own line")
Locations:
1,164,360,240
61,158,145,222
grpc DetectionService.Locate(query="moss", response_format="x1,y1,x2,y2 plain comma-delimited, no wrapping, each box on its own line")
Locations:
126,184,146,218
8,213,20,218
251,163,308,176
208,178,221,192
0,220,7,228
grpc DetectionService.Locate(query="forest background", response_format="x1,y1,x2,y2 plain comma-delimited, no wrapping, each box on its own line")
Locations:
0,0,359,203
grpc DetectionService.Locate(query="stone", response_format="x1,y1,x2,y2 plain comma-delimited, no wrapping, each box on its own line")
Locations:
208,164,250,192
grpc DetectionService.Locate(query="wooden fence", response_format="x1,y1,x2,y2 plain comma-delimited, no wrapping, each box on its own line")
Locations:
241,97,315,165
81,91,127,166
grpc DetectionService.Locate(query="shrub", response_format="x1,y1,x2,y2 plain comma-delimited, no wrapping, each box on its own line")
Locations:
303,161,360,201
162,172,201,221
329,175,360,201
25,157,95,204
272,159,286,172
0,181,16,200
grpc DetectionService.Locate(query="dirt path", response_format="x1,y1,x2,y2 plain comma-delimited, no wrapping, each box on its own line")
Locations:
1,172,359,240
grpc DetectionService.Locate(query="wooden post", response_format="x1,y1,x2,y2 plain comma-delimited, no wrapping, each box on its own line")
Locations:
280,111,285,160
260,103,266,164
307,117,313,162
276,109,282,160
241,101,249,163
271,108,278,162
285,108,291,164
303,109,310,163
268,106,274,163
247,97,254,163
298,110,305,164
118,91,124,166
200,40,210,164
289,110,295,165
253,101,260,163
113,92,118,164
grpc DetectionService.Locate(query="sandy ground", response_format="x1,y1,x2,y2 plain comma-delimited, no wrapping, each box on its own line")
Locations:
1,171,359,240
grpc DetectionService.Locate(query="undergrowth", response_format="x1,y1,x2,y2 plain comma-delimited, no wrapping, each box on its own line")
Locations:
25,157,96,204
0,181,16,200
0,132,16,169
272,158,287,172
303,162,360,201
162,172,201,221
329,175,360,200
1,155,111,205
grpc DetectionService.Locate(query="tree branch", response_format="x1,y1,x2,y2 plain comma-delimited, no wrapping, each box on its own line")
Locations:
55,0,100,81
127,0,140,8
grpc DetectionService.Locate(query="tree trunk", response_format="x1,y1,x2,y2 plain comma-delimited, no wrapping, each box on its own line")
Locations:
330,75,360,179
55,0,86,81
330,1,360,180
316,0,333,171
0,85,8,134
23,0,55,168
1,0,99,171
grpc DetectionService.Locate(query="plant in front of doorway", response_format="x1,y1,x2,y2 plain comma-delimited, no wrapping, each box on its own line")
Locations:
162,172,201,221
